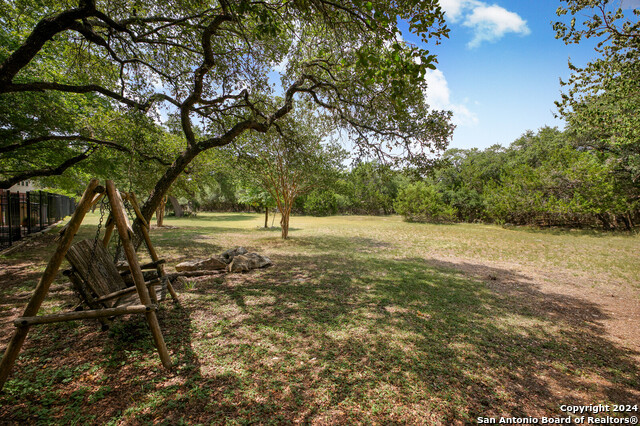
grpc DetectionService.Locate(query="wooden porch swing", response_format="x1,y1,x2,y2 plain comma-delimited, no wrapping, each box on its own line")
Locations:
0,179,179,391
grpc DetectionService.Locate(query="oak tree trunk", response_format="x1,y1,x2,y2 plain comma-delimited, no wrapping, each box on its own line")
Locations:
140,148,200,224
156,197,166,227
168,196,183,218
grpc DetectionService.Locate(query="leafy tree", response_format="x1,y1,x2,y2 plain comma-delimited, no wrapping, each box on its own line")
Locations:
237,184,276,228
236,105,346,238
394,180,456,223
483,127,635,228
0,3,173,189
0,0,454,227
435,146,506,221
303,189,342,216
554,0,640,186
346,162,405,214
403,126,638,229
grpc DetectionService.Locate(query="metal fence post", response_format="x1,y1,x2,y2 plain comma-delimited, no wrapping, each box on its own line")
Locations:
26,192,31,235
39,191,43,231
1,190,78,248
7,191,12,246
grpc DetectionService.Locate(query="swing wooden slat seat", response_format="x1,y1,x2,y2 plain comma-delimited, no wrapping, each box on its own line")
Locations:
0,180,179,391
66,239,130,308
63,240,169,311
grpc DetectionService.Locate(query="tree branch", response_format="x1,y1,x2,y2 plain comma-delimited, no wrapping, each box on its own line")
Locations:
0,134,172,166
0,147,96,189
0,1,96,86
180,13,233,145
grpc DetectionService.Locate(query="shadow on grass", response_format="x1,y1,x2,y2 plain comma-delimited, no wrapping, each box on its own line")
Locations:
208,253,638,422
515,225,638,238
1,233,638,424
267,234,392,253
165,214,258,223
148,225,251,262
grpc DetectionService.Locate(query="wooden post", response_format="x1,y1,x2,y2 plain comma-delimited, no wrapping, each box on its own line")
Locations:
102,214,115,248
127,193,149,230
105,181,171,369
14,305,155,327
128,193,179,305
0,179,101,391
90,192,105,211
127,193,157,302
95,279,162,304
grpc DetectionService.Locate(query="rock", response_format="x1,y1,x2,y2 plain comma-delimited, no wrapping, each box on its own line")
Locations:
227,253,272,273
175,247,272,274
245,253,272,269
220,247,248,264
175,255,227,272
227,255,251,272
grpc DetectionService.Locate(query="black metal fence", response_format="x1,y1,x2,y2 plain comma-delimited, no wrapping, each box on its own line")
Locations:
0,190,76,249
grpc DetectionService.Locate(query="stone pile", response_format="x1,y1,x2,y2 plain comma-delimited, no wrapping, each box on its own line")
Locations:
175,247,272,273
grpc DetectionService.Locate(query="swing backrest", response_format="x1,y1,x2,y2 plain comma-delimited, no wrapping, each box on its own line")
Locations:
66,239,128,308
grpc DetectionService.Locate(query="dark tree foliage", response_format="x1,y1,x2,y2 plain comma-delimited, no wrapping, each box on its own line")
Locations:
395,127,637,229
554,0,640,190
0,0,454,222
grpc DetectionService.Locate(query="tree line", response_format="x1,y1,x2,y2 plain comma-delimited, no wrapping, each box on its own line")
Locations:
166,125,638,231
1,0,637,234
0,0,452,230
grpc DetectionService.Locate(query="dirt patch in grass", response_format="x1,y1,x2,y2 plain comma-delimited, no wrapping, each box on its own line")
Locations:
0,214,638,424
423,257,640,357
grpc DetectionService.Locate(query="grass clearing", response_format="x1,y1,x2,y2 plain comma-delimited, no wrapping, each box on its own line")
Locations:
0,213,638,424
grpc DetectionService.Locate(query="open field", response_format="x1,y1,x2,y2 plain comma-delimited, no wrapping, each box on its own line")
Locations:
0,213,638,424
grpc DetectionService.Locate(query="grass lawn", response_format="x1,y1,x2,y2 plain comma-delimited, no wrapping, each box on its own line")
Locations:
0,212,638,424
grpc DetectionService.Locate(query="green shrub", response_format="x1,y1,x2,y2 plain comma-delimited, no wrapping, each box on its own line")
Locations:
394,181,457,223
304,190,339,216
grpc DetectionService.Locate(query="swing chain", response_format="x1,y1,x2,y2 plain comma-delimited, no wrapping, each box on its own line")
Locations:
93,197,107,248
88,197,107,265
82,197,108,302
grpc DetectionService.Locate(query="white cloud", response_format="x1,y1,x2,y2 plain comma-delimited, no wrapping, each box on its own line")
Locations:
424,69,478,126
621,0,640,8
439,0,472,22
463,4,530,48
438,0,530,48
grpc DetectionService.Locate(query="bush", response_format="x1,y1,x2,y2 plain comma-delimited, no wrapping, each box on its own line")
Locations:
304,190,339,216
394,181,457,223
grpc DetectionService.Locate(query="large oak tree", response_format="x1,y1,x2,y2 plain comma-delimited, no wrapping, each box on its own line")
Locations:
0,0,454,222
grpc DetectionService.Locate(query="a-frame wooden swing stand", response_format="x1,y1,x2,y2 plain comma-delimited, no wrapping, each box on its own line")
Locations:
0,179,176,391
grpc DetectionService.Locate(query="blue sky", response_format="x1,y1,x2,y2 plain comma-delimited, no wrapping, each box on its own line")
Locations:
399,0,636,150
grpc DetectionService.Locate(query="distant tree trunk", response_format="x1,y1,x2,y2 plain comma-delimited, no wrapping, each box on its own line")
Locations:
156,196,166,226
168,195,183,218
279,200,294,239
280,210,290,239
264,206,269,228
